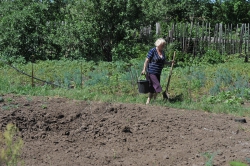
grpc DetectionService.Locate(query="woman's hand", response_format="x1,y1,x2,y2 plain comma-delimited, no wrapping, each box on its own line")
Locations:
141,70,146,75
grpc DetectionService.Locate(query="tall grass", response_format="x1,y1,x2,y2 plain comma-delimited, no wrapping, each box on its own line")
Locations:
1,56,250,116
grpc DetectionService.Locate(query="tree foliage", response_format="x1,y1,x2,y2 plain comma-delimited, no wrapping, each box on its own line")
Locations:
0,0,66,62
0,0,250,62
80,0,148,61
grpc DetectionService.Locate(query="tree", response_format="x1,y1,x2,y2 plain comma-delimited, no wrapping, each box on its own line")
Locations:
221,0,250,24
0,0,69,62
80,0,147,61
142,0,214,23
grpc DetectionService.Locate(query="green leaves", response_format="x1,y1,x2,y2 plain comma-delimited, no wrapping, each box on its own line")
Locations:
81,0,147,61
0,1,52,61
1,0,250,62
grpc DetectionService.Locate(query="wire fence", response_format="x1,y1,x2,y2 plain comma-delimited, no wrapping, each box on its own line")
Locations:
0,59,69,89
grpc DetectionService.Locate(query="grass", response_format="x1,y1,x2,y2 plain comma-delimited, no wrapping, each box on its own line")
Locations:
229,161,248,166
1,56,250,117
1,55,250,166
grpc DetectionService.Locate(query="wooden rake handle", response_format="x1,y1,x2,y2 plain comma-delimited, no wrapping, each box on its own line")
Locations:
166,51,176,92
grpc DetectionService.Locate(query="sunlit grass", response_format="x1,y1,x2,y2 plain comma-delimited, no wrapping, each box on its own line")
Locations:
1,56,250,117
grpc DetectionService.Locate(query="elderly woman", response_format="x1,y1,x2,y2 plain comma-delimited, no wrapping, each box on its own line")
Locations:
141,38,173,105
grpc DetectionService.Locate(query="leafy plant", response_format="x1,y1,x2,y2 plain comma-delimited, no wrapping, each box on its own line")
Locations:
206,91,244,105
201,49,226,64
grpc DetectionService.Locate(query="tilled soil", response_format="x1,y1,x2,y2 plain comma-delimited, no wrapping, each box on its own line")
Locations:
0,94,250,166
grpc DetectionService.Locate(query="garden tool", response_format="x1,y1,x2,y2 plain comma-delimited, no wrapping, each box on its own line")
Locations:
163,51,176,100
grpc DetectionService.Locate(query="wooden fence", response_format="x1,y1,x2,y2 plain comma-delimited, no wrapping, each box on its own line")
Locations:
142,22,250,58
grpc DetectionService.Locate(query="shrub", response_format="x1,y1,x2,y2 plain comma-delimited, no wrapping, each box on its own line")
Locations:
201,49,226,64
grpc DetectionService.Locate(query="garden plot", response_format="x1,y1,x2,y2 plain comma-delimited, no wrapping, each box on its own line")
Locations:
0,94,250,166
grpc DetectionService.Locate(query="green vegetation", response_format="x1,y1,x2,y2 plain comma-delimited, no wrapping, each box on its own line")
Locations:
230,161,248,166
0,124,23,166
202,152,217,166
1,53,250,117
1,1,250,165
1,0,250,62
202,152,249,166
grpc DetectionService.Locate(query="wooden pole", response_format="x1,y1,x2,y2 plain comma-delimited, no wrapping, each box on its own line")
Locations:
81,61,83,89
200,21,204,55
230,24,234,54
214,23,218,51
184,23,188,53
219,23,223,54
183,23,186,53
31,56,34,87
236,24,239,53
246,23,249,62
205,22,208,49
187,21,193,53
208,23,211,49
227,24,229,54
244,23,247,58
239,24,244,54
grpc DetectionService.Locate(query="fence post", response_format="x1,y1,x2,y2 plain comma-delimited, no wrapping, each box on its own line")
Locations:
244,23,247,59
230,24,234,54
156,22,161,35
239,24,245,55
246,23,250,62
219,23,222,54
31,55,34,87
245,23,249,62
81,61,83,89
208,23,211,49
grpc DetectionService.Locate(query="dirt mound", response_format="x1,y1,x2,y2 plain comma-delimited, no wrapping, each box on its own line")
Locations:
0,94,250,166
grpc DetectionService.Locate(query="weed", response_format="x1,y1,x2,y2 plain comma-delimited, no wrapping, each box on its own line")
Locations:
0,124,23,166
2,104,19,111
6,98,13,102
2,105,11,110
41,104,47,109
112,149,116,159
202,152,217,166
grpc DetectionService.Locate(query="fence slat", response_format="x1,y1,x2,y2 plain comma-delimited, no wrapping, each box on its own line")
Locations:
154,22,247,57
